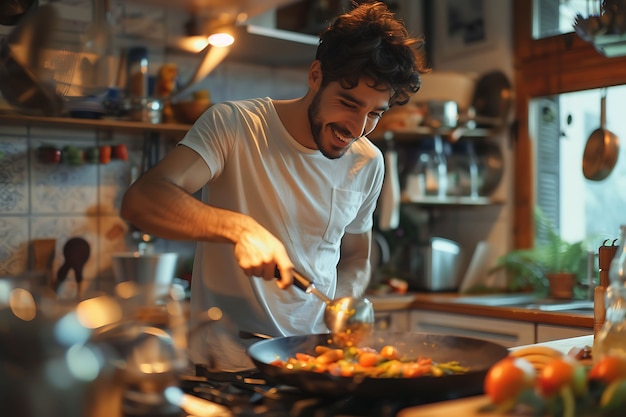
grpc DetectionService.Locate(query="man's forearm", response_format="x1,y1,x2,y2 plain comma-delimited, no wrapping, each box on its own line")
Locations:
121,177,246,244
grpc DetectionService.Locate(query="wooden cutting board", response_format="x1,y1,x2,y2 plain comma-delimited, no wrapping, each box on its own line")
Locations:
398,395,501,417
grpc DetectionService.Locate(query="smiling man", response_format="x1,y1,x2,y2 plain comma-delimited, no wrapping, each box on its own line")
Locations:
121,1,428,370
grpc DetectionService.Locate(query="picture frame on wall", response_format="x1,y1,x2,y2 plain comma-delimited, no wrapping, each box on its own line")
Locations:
433,0,496,58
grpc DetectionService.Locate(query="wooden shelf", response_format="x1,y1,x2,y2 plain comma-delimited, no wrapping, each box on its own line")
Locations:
401,196,504,206
0,113,192,137
370,127,496,143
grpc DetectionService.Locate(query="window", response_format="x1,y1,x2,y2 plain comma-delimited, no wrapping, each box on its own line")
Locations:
533,0,594,39
530,87,626,248
513,0,626,249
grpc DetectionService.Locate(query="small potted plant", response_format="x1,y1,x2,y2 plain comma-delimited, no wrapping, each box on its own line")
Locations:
490,207,588,298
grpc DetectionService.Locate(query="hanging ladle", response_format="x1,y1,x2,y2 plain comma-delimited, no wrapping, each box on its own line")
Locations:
274,267,375,346
582,88,620,181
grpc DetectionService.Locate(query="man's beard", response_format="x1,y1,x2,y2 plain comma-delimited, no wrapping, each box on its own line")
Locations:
307,89,350,160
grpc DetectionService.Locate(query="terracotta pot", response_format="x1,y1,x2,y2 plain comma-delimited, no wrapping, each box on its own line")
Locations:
546,272,576,299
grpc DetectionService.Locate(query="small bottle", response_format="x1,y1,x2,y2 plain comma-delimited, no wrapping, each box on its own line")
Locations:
127,46,149,98
594,225,626,360
404,153,428,201
466,141,480,199
433,135,448,199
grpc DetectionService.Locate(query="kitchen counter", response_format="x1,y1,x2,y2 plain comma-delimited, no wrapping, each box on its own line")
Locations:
368,292,594,329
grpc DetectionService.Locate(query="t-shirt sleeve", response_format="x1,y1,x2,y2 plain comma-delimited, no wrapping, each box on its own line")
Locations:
177,102,238,180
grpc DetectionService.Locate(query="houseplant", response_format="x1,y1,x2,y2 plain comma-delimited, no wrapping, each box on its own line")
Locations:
490,207,588,298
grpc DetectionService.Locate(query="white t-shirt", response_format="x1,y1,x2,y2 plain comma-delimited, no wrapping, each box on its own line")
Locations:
180,97,384,370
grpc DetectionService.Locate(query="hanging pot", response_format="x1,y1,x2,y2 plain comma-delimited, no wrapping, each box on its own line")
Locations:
582,89,619,181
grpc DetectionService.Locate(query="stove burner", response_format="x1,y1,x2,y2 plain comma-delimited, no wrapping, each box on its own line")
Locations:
181,365,466,417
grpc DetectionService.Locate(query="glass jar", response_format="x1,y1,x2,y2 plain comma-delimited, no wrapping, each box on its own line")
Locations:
594,224,626,360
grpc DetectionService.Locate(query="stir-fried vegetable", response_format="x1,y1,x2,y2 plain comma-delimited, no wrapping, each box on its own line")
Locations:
269,344,469,378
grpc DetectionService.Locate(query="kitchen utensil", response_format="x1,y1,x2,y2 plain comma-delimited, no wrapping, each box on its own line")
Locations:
111,252,178,288
247,331,509,398
582,88,619,181
54,237,90,295
394,237,463,292
31,238,56,286
0,4,64,116
274,267,374,346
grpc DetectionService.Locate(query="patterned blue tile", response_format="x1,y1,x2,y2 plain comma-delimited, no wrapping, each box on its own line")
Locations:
0,216,28,276
0,138,29,214
30,139,98,214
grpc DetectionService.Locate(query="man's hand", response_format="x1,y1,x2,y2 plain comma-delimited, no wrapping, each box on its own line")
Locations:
233,224,294,289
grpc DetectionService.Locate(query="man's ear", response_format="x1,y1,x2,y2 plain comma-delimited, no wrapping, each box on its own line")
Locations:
308,60,322,88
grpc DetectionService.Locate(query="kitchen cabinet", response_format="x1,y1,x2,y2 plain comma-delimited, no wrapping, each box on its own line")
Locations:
409,310,593,347
409,310,535,347
536,323,593,343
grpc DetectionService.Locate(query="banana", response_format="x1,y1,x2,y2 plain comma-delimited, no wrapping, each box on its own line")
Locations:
511,345,564,360
518,354,558,371
509,345,564,372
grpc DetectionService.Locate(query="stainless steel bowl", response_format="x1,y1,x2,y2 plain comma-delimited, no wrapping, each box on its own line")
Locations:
110,252,178,287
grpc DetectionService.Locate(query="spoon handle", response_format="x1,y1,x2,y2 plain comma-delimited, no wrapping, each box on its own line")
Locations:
274,267,332,303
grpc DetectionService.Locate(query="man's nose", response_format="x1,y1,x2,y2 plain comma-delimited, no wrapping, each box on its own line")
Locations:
346,113,371,139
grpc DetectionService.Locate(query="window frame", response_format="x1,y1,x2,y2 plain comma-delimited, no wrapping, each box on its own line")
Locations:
513,0,626,248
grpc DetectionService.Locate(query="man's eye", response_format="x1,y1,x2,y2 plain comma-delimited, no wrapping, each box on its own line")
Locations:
370,112,384,119
341,101,357,109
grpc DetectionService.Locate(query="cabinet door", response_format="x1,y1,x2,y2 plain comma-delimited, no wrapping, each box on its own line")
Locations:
409,311,535,347
536,324,592,343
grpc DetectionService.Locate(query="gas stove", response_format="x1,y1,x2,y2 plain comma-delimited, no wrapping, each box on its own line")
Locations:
177,365,468,417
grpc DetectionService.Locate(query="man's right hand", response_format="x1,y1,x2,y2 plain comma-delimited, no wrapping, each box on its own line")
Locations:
233,222,294,289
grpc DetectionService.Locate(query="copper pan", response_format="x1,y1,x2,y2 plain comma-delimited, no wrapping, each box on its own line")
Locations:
583,89,619,181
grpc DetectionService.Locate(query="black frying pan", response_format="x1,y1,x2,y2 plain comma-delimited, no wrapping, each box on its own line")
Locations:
247,331,509,398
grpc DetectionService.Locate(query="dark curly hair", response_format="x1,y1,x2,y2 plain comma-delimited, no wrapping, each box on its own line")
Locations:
315,1,429,107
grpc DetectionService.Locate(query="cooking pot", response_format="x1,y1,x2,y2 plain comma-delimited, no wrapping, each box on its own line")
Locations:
247,331,509,398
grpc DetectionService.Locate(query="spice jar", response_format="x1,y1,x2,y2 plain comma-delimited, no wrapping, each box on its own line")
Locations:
594,225,626,360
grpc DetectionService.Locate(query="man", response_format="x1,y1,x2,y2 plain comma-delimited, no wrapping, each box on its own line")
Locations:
121,1,428,370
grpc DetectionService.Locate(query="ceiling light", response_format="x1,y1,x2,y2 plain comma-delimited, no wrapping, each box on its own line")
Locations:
208,32,235,47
